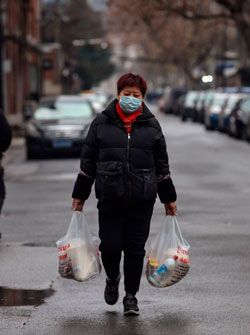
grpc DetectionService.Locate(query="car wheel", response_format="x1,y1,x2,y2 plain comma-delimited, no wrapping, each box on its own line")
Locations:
26,147,38,160
235,124,243,139
241,126,248,141
205,122,212,130
193,112,198,122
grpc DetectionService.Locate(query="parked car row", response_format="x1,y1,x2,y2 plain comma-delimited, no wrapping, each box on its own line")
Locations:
24,91,111,160
159,87,250,142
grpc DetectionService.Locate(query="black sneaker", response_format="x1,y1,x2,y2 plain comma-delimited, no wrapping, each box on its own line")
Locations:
104,274,120,305
123,293,140,316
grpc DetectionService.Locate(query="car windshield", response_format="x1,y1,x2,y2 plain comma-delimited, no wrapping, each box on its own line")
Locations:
226,95,241,109
185,92,197,103
87,93,106,103
241,99,250,112
203,92,214,106
196,92,205,105
212,94,227,107
34,101,93,120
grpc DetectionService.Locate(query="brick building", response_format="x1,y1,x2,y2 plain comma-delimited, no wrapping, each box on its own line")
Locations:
42,42,62,96
1,0,42,125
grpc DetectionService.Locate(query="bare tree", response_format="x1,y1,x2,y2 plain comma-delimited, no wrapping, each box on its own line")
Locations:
107,0,227,85
149,0,250,58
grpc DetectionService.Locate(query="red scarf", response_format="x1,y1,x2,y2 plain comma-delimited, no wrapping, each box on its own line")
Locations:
116,102,142,134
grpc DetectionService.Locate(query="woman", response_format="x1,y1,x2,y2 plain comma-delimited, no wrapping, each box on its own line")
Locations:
0,111,12,239
72,73,177,316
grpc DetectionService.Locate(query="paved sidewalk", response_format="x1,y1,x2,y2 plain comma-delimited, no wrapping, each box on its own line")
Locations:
2,137,25,167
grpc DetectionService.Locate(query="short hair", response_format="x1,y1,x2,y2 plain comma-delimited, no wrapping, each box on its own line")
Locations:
117,73,147,97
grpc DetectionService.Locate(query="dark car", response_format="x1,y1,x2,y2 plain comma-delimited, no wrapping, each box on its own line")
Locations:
169,87,187,114
229,97,250,140
158,87,187,114
174,93,186,116
25,95,95,159
181,90,199,121
146,88,164,104
199,90,214,124
218,93,249,133
194,91,206,123
204,92,228,130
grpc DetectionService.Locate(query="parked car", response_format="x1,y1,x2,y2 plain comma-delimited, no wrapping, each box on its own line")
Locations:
169,87,187,114
25,95,95,159
174,93,186,116
200,90,214,124
195,91,206,123
181,90,199,121
218,93,249,133
146,88,164,104
158,87,187,114
204,92,228,130
229,97,250,140
80,90,109,113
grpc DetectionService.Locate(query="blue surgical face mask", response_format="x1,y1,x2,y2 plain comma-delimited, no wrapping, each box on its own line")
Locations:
119,95,142,114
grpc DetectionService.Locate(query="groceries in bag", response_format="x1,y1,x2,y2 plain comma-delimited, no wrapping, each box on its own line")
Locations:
57,241,73,278
67,238,101,281
146,216,190,288
56,211,101,282
146,246,190,287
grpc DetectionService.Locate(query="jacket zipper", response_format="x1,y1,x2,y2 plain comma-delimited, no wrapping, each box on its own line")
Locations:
127,132,131,199
113,118,132,200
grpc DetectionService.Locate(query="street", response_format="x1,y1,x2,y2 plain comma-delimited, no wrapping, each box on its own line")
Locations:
1,110,250,335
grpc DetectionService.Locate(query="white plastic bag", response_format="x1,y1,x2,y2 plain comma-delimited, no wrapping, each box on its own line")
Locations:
146,216,190,288
56,211,101,282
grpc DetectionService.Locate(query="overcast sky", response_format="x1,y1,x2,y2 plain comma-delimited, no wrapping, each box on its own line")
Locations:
87,0,107,11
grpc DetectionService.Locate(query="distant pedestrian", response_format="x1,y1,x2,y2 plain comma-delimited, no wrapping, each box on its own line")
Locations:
0,111,12,237
72,73,177,315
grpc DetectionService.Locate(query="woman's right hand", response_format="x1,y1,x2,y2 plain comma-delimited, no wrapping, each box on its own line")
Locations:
164,202,177,216
72,198,85,212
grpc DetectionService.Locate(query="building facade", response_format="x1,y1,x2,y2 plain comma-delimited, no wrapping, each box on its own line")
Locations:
42,42,62,96
1,0,42,125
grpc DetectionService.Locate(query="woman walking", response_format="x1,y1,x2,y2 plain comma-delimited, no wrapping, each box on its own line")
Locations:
72,73,177,315
0,111,12,239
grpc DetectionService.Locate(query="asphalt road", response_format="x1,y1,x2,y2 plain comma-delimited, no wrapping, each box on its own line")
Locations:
0,109,250,335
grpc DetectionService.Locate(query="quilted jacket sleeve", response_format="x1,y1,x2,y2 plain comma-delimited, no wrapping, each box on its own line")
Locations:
154,128,177,204
0,113,12,153
72,118,99,200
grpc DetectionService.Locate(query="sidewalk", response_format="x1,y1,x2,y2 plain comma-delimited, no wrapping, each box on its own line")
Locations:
2,137,25,167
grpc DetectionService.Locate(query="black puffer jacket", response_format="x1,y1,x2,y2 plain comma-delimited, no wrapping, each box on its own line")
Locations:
0,112,12,160
72,100,176,204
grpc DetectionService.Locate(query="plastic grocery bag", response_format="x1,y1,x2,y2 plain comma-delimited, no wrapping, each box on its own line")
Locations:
146,216,190,288
56,211,101,282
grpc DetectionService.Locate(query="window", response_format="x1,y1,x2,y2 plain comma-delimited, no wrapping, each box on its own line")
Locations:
34,101,93,120
240,99,250,113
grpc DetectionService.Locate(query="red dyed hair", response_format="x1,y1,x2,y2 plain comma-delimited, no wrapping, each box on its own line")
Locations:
117,73,147,97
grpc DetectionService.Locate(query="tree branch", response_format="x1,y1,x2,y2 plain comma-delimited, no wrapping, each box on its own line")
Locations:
118,55,166,64
215,0,246,13
152,0,231,21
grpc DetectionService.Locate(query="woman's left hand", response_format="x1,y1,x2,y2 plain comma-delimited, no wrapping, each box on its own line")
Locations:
164,202,177,216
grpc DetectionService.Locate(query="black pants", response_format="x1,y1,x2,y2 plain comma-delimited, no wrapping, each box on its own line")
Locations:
0,167,5,214
98,200,154,296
